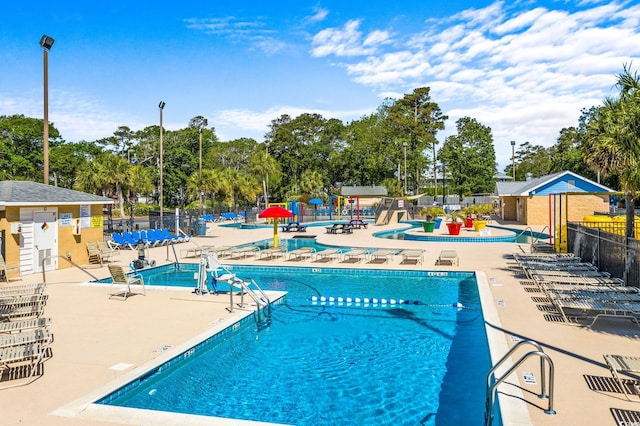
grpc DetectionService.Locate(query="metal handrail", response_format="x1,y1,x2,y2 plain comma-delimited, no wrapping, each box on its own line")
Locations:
485,339,556,426
41,255,100,285
227,278,272,327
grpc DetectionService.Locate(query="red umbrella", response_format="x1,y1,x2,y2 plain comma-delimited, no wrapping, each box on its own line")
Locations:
258,206,293,247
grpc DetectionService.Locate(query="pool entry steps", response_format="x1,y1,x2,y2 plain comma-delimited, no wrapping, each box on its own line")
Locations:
194,252,272,328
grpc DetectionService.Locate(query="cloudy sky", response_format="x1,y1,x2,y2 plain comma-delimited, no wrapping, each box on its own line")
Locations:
1,0,638,170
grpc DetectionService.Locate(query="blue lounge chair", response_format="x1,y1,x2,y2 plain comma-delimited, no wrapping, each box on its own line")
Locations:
122,232,143,248
111,233,134,250
161,228,184,243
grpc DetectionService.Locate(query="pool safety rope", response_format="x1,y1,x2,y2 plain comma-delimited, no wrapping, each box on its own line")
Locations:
309,296,464,308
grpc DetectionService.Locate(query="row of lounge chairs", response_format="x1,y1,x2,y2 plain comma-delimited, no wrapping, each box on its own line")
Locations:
109,228,189,250
0,282,52,389
514,253,637,328
210,245,423,264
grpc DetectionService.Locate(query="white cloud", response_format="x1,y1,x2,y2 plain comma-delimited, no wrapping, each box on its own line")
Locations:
311,1,640,168
311,19,389,57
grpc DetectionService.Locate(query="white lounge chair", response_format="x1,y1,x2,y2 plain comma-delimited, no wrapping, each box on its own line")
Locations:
400,250,424,265
342,249,367,263
287,248,316,261
0,342,49,389
436,250,459,266
108,265,145,300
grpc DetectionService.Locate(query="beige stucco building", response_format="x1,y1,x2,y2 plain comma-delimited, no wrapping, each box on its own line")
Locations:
495,171,616,226
0,181,113,278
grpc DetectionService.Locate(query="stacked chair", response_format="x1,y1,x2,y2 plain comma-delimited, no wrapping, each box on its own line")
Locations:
514,253,640,328
0,282,52,389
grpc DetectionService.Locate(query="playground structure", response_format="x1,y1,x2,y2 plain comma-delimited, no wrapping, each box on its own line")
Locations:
266,200,305,223
328,195,361,221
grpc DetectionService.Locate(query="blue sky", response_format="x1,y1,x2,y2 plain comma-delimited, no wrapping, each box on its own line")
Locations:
1,0,639,170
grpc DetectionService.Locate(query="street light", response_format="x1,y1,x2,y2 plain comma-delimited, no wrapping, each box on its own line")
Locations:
158,101,165,227
403,141,408,195
510,140,516,180
198,124,204,216
40,35,54,184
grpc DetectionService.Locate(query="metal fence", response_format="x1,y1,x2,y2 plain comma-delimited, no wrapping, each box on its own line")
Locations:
567,222,640,287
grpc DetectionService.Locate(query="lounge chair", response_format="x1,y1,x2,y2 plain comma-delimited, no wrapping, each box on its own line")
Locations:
552,298,640,327
287,248,316,261
342,249,367,263
603,354,640,401
400,250,424,265
369,249,394,264
315,249,340,262
0,283,46,298
110,233,133,250
0,254,20,282
436,250,459,266
0,317,51,334
108,265,145,300
0,295,48,320
259,246,287,260
0,328,53,350
0,341,49,389
86,241,103,265
227,246,261,259
531,274,623,285
97,240,120,262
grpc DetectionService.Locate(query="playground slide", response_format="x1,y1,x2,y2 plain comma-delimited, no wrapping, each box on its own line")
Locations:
375,210,389,225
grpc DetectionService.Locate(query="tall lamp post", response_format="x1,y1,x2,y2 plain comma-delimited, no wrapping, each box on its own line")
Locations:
510,140,516,180
158,101,165,227
198,124,204,216
40,35,54,184
403,141,408,196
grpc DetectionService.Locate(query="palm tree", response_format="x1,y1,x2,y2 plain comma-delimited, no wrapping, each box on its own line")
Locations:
201,168,230,214
584,64,640,238
128,165,154,221
249,151,280,208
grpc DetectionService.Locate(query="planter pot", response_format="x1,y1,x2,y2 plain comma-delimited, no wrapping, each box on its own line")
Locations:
465,217,474,228
446,222,462,235
423,221,436,233
434,217,443,229
473,220,487,232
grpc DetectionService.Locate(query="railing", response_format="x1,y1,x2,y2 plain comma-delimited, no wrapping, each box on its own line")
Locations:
228,279,272,328
485,339,556,426
41,255,100,285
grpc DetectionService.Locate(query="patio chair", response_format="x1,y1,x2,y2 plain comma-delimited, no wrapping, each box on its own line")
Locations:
436,250,459,266
86,241,103,265
108,264,145,300
603,354,640,401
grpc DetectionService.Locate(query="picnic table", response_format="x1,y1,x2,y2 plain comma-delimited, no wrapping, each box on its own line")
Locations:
325,223,353,234
348,219,368,229
280,222,307,232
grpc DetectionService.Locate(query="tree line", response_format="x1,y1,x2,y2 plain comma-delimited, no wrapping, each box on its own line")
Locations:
0,65,638,219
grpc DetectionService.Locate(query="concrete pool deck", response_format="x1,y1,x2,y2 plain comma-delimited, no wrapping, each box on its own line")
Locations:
2,219,640,425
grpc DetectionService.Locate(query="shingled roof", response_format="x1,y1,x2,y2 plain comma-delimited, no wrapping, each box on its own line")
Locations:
0,181,113,207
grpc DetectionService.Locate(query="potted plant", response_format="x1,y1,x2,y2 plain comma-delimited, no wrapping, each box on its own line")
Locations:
419,206,445,232
463,205,477,228
446,210,465,235
473,204,492,231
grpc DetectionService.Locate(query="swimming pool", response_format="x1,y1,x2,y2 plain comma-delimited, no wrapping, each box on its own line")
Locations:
96,264,495,425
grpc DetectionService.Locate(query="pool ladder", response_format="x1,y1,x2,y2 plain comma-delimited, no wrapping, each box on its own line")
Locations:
229,279,272,329
484,339,556,426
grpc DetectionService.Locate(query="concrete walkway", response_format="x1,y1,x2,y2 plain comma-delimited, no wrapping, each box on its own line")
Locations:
1,219,640,425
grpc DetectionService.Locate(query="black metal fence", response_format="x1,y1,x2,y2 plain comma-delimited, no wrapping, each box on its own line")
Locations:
567,222,639,287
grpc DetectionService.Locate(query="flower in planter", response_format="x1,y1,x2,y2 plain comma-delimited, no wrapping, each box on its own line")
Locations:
419,206,446,222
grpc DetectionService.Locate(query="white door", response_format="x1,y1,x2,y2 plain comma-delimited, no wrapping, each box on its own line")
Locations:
33,210,58,272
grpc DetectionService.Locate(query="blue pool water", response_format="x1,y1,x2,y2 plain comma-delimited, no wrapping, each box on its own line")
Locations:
98,265,493,425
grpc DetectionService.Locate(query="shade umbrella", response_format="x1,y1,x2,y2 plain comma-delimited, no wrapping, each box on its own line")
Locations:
258,206,293,248
308,198,323,221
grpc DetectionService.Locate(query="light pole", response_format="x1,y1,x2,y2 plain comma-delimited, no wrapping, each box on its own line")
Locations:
198,125,204,216
264,141,270,208
40,35,54,184
158,101,165,227
510,140,516,180
403,141,408,195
